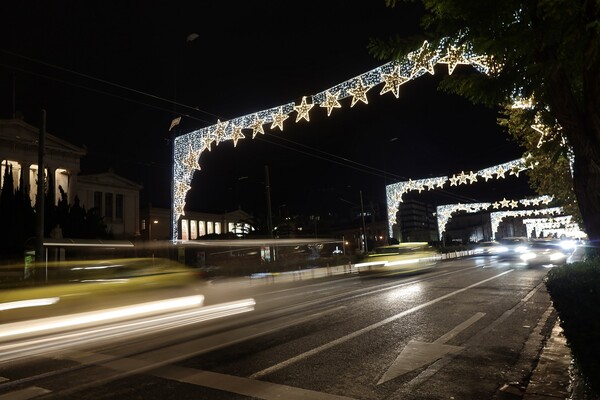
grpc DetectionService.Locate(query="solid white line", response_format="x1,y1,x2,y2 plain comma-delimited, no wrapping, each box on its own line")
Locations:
249,269,513,379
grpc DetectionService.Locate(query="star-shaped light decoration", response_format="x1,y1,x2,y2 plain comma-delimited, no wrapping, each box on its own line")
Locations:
457,171,468,185
492,202,501,209
348,80,372,107
522,199,532,206
200,135,214,152
182,144,201,171
294,96,314,122
175,180,191,198
320,90,342,116
436,179,446,189
496,166,507,179
449,175,460,186
500,198,511,208
467,171,478,184
230,125,245,147
531,198,541,206
174,202,185,216
408,40,437,77
531,120,552,148
480,170,494,181
380,66,409,98
212,119,228,145
509,200,519,209
437,44,471,75
270,108,289,131
249,116,265,139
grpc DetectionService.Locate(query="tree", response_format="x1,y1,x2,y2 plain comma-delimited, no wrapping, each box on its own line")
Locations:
369,0,600,245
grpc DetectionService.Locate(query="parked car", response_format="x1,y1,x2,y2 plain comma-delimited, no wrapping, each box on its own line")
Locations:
354,242,441,277
519,239,570,267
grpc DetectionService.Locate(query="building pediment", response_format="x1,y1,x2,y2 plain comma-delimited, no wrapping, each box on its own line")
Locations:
78,171,143,191
0,118,86,157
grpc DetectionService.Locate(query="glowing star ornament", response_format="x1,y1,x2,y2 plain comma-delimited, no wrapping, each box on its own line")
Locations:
509,200,519,209
449,175,459,186
467,171,478,184
500,198,511,208
380,66,409,98
457,171,468,185
249,116,265,139
437,44,471,75
480,170,494,181
230,125,245,147
294,96,314,122
270,108,289,131
182,144,201,170
200,135,214,152
212,119,228,145
408,41,437,77
348,80,372,107
496,166,507,179
320,90,342,116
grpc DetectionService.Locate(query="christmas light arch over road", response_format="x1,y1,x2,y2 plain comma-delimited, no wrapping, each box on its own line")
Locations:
170,35,550,242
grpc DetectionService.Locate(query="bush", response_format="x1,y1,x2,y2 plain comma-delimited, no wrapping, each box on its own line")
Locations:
545,258,600,396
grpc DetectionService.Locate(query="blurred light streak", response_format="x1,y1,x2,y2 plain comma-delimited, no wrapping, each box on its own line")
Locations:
0,297,60,311
0,298,255,363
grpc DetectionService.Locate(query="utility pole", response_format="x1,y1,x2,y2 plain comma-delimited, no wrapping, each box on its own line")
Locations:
264,165,273,238
35,109,46,280
360,190,368,254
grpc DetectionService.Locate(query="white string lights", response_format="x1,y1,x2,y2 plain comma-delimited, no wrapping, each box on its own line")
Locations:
170,34,555,242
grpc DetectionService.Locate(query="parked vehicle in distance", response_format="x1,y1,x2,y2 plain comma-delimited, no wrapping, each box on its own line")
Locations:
354,242,441,277
519,239,570,267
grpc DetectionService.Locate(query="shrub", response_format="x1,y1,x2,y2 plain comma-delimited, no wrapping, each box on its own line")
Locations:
545,258,600,396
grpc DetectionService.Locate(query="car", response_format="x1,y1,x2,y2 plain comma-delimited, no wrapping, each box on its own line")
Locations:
496,236,530,260
519,239,570,267
0,257,205,326
354,242,441,277
473,241,507,256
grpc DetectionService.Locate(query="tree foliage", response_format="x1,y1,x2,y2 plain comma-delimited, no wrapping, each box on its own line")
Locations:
370,0,600,243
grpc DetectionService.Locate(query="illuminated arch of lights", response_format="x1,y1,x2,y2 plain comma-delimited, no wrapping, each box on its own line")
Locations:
171,35,561,242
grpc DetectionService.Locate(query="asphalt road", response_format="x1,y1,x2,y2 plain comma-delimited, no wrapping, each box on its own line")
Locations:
0,255,561,400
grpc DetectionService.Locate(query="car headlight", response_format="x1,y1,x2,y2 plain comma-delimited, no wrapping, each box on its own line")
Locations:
550,252,566,261
520,252,537,261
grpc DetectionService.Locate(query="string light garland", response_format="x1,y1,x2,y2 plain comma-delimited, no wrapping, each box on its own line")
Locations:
169,34,557,242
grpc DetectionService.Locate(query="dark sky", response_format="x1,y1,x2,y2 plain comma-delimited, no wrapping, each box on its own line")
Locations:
0,1,532,219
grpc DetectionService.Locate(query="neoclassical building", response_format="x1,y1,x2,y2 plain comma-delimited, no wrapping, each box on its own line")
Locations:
0,117,142,238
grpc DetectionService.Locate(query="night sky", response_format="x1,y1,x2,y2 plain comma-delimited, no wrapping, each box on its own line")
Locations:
0,1,532,219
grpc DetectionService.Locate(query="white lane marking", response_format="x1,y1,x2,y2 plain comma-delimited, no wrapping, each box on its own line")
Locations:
155,365,357,400
377,312,486,384
0,386,51,400
250,269,513,379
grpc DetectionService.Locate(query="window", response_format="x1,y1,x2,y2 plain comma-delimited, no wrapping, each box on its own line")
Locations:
228,222,235,233
190,220,197,240
105,192,113,219
198,221,205,237
115,194,123,219
55,168,69,204
181,219,189,240
215,222,221,234
207,221,214,235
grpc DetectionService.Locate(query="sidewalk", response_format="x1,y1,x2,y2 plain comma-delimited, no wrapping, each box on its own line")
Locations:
523,320,573,399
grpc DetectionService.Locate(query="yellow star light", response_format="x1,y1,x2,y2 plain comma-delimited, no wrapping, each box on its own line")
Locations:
500,198,511,208
249,116,265,139
380,66,409,98
270,108,289,131
294,96,314,122
449,175,459,186
200,135,214,152
492,202,501,209
230,125,245,147
437,44,471,75
496,166,507,179
212,119,228,145
509,200,519,209
175,181,191,197
481,170,494,181
320,90,342,116
467,171,478,184
457,171,468,185
408,40,437,77
182,144,201,171
348,80,372,107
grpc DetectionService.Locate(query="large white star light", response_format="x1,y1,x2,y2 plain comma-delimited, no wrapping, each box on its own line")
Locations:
270,107,289,131
249,116,266,139
348,79,372,107
294,96,314,122
408,40,439,78
320,90,342,116
380,65,410,98
437,44,472,75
